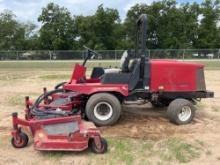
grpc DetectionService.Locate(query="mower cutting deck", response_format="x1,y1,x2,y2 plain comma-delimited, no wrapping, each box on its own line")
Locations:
11,112,107,153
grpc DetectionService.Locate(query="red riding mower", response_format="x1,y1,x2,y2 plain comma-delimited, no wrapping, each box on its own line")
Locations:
11,14,214,150
30,14,212,126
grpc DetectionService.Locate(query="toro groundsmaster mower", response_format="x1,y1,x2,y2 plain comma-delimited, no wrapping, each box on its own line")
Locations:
11,13,214,140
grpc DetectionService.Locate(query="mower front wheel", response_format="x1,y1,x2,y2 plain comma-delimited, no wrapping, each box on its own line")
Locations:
90,138,108,154
167,98,196,125
11,132,29,148
86,93,121,126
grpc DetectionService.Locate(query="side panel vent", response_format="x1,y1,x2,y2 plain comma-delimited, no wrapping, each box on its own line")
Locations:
196,68,206,91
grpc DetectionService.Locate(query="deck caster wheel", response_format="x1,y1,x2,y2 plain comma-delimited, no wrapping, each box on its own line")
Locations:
11,132,29,148
167,99,196,125
86,93,121,126
91,138,108,154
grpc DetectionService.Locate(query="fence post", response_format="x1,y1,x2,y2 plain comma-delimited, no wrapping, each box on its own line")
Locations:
218,49,220,60
50,51,52,61
16,51,19,60
114,49,117,66
82,50,84,60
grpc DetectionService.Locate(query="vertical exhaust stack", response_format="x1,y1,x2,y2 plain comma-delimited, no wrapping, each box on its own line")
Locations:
135,14,147,58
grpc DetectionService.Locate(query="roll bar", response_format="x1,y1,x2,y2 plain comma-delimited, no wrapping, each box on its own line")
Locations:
135,14,147,57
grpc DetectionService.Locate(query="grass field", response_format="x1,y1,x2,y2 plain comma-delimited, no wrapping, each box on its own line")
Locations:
0,60,220,165
0,59,219,70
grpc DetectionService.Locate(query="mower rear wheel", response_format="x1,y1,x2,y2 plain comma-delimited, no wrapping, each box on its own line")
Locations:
86,93,121,126
167,99,196,125
11,132,29,148
91,138,108,154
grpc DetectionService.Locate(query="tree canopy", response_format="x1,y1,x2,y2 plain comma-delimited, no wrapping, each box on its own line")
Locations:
0,0,220,50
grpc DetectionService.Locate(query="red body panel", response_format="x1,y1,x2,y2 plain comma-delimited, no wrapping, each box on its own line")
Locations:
64,61,205,96
150,60,204,92
70,64,86,83
64,63,129,96
64,83,129,96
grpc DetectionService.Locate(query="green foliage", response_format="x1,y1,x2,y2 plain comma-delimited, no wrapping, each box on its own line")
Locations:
0,10,25,50
75,4,121,50
196,0,220,48
38,3,76,50
125,0,201,49
0,0,220,51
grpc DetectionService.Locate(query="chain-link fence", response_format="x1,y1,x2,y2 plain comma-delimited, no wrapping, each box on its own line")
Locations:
0,49,219,60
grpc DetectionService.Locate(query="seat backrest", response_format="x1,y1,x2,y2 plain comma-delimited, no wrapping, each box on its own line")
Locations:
128,59,138,72
128,60,140,90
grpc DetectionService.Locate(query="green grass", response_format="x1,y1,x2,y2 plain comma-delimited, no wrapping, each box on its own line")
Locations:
39,74,71,80
158,138,201,163
0,60,119,70
0,72,33,80
7,95,24,106
42,152,66,161
87,137,202,165
190,60,220,70
7,93,39,106
211,106,220,112
0,60,218,70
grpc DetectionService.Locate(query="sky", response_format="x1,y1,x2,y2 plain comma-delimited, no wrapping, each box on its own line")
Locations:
0,0,203,24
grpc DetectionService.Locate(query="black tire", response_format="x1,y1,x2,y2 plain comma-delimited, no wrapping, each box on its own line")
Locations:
90,138,108,154
167,98,196,125
11,132,29,148
85,93,121,126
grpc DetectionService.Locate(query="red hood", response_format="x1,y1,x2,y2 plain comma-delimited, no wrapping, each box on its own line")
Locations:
150,59,204,68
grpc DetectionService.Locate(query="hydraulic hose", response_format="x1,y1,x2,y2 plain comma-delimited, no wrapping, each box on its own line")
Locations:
54,82,67,90
30,89,72,117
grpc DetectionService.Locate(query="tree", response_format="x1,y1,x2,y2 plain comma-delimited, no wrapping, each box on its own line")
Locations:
75,5,121,50
93,5,120,49
196,0,220,48
0,10,25,50
38,3,76,50
22,22,39,50
124,4,149,48
124,0,204,49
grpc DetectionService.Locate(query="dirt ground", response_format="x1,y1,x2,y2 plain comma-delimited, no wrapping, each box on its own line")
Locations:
0,70,220,165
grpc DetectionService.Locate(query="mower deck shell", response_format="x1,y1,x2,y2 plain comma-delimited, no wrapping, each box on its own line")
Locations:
11,113,104,152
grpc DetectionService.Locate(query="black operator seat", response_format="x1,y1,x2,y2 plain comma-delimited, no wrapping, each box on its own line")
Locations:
101,59,141,91
121,50,131,72
128,59,140,90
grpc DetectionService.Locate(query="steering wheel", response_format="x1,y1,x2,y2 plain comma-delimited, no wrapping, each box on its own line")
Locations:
83,45,99,55
82,46,101,66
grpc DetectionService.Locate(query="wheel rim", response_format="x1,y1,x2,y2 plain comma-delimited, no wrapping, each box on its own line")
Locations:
94,143,104,152
178,106,192,122
14,137,24,147
94,102,113,121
